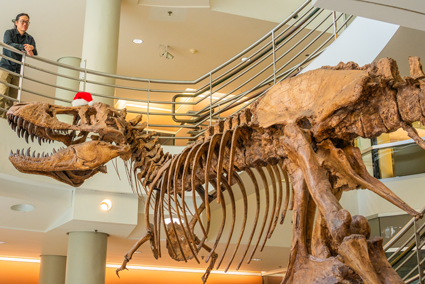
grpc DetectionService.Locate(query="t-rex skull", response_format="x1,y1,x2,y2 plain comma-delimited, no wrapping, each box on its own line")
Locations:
7,101,136,187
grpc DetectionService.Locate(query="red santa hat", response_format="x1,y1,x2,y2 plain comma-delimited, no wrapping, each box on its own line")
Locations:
72,92,94,107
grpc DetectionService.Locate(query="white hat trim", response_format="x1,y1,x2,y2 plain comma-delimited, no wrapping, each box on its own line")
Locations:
72,98,89,107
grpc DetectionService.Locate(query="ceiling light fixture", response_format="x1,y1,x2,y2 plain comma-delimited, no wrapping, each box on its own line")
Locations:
251,258,262,261
105,264,261,275
126,103,172,112
133,39,143,44
241,57,250,62
159,45,174,60
0,242,5,244
115,100,172,112
100,199,112,211
0,257,40,263
0,257,260,275
10,204,35,212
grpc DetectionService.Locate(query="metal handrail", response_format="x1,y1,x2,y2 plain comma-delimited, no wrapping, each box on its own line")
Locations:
383,205,425,283
186,14,352,132
0,0,353,143
384,205,425,251
170,7,329,122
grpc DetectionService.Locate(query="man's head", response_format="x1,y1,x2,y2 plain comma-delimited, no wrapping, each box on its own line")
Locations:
14,13,30,34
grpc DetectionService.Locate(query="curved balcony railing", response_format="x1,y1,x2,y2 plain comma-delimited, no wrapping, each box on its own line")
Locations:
382,205,425,284
0,0,353,145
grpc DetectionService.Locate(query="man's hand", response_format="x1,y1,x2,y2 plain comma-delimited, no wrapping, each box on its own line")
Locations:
24,44,34,52
24,44,35,56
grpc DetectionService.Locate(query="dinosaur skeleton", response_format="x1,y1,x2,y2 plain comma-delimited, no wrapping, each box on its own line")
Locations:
7,57,425,283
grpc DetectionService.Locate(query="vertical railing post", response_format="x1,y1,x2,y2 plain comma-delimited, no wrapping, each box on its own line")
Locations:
147,80,150,133
17,52,26,102
332,11,338,40
209,72,212,127
83,59,87,92
272,30,276,85
414,220,424,283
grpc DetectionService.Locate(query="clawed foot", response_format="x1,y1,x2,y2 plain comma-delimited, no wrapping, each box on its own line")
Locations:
202,252,218,284
116,255,130,278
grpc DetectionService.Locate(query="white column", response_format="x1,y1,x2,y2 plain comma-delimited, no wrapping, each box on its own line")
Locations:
65,231,109,284
81,0,121,106
39,255,67,284
55,57,81,106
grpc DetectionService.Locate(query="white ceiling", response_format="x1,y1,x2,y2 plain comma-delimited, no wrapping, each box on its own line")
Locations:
313,0,425,32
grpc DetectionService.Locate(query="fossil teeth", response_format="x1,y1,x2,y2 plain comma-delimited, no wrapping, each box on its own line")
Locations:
30,133,35,143
32,150,36,158
21,148,24,156
37,153,40,158
52,148,56,154
46,128,54,138
22,119,28,129
17,117,23,127
13,115,18,124
26,147,31,157
9,150,13,156
28,122,34,134
24,131,29,144
49,139,51,144
16,126,21,138
38,136,42,146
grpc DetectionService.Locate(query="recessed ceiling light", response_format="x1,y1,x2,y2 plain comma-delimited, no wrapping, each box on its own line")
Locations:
100,199,112,211
251,258,262,261
133,39,143,44
241,57,250,62
135,252,141,254
0,241,6,244
10,204,35,212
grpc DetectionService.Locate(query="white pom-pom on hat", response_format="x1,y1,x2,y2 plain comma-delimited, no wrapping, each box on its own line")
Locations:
72,92,94,107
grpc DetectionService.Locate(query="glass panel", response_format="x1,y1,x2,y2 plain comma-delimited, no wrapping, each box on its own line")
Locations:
372,143,425,178
369,217,380,239
360,122,425,179
380,215,415,247
370,214,425,281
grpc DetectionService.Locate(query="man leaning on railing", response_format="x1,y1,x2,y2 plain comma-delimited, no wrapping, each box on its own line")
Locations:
0,13,37,118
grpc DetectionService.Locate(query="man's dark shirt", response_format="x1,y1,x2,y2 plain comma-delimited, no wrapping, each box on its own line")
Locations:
0,28,37,74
